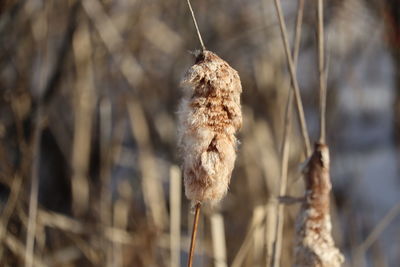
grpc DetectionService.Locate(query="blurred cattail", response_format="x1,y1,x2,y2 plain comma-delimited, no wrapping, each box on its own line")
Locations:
178,50,242,204
294,143,344,267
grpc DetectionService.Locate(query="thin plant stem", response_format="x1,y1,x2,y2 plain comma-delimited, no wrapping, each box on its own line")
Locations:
170,166,182,267
273,0,311,156
317,0,326,143
272,0,305,266
25,112,43,267
210,213,228,267
293,0,304,66
232,206,266,267
355,202,400,265
186,0,206,51
0,174,22,259
187,202,201,267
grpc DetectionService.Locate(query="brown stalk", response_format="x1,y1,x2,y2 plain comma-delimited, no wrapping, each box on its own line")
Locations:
25,112,44,267
25,3,52,265
181,3,240,266
355,202,400,265
71,15,95,216
187,202,201,267
294,143,343,266
170,166,182,267
273,0,311,156
317,0,327,144
272,0,305,266
179,50,241,265
186,0,206,51
294,2,344,266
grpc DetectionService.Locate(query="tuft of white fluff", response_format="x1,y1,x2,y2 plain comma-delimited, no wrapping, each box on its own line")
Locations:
178,50,242,204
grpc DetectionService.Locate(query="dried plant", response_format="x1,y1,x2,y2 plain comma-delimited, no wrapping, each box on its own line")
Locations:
293,1,343,266
1,0,396,266
178,50,242,204
294,143,344,267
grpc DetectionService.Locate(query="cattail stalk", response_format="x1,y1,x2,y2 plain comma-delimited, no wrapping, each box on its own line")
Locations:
181,5,242,267
294,143,344,266
182,1,207,263
317,0,327,144
178,50,242,266
187,202,201,267
186,0,205,51
294,1,343,266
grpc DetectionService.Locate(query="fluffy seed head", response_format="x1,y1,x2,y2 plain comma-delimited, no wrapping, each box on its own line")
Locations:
294,143,344,267
178,50,242,204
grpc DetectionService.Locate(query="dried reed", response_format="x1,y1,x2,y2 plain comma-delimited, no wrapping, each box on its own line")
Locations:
179,49,242,266
25,111,44,267
293,1,344,265
169,166,182,267
272,0,311,156
272,0,305,265
210,212,227,267
178,50,242,204
294,143,344,267
187,202,201,267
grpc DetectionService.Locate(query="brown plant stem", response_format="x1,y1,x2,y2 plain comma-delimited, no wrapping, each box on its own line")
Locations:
186,0,206,51
355,202,400,265
187,202,201,267
273,0,311,156
272,0,305,266
317,0,327,144
294,143,344,266
25,112,44,267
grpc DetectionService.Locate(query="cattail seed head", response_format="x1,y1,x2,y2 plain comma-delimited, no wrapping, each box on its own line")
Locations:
178,50,242,204
294,143,344,267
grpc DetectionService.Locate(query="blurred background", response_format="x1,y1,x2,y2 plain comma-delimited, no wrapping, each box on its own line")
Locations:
0,0,399,266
